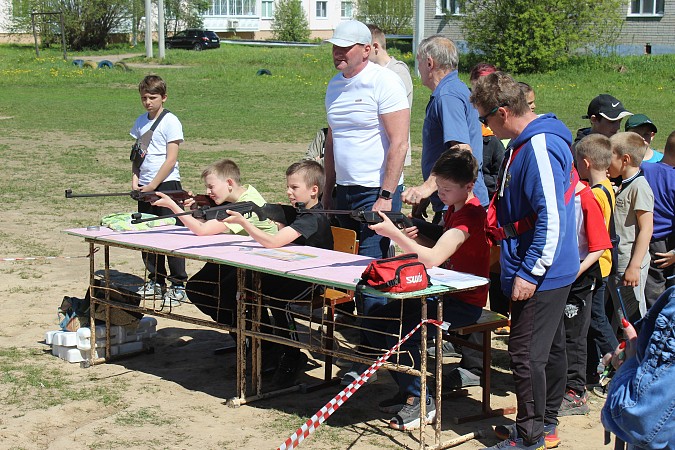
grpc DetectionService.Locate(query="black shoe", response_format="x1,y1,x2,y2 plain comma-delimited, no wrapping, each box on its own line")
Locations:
272,350,308,389
427,341,461,358
442,367,481,392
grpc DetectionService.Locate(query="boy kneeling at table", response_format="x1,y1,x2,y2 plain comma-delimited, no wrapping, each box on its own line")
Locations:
224,160,333,388
363,148,489,431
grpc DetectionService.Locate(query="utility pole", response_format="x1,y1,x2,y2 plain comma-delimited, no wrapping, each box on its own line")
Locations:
158,0,165,59
145,0,153,58
414,0,424,74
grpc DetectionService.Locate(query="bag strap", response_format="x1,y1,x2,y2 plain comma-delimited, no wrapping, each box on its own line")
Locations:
149,109,170,132
487,144,577,244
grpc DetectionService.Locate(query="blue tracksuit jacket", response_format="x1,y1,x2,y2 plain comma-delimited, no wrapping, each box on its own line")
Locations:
496,113,579,295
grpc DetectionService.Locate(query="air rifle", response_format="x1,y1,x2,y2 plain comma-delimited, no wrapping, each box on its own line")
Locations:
65,189,215,207
130,201,295,225
294,203,413,229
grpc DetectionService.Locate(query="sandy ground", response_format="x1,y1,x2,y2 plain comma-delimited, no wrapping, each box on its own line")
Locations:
0,132,608,449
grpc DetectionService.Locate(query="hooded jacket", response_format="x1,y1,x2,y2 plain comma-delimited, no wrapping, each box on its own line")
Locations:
496,113,579,294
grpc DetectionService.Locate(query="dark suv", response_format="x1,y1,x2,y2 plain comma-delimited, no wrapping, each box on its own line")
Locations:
165,29,220,51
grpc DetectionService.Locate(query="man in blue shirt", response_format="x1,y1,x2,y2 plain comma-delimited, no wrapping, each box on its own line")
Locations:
402,35,488,223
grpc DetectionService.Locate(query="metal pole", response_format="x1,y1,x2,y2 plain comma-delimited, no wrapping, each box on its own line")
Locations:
158,0,165,59
413,0,425,75
145,0,153,58
60,12,67,61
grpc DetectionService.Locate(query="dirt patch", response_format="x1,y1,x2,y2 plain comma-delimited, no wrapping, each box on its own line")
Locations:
0,130,606,449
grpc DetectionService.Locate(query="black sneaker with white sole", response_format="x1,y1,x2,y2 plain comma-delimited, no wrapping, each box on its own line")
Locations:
378,391,408,414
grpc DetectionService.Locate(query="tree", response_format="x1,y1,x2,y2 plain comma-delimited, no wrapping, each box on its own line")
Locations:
11,0,210,51
11,0,132,50
460,0,624,73
356,0,413,35
271,0,310,42
165,0,209,35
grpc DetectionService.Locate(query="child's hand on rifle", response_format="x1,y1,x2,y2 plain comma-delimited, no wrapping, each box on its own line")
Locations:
151,192,182,211
222,209,246,225
368,211,399,238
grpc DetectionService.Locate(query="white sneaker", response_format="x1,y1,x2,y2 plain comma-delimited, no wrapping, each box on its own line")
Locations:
138,281,162,298
163,286,186,307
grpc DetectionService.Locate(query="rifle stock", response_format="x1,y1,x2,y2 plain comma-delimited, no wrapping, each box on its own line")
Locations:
65,189,215,207
294,203,413,229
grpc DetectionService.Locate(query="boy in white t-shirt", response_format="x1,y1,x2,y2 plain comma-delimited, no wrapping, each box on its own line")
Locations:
130,75,187,307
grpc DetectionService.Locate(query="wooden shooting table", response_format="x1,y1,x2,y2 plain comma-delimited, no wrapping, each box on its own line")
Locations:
66,226,489,450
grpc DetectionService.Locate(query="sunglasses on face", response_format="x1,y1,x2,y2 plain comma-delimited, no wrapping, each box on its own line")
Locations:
478,104,508,126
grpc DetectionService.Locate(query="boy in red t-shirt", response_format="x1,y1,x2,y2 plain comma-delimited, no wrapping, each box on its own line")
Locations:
558,180,613,416
361,149,489,431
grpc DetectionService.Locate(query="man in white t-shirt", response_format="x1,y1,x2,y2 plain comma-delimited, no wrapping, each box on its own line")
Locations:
323,20,410,385
367,23,413,166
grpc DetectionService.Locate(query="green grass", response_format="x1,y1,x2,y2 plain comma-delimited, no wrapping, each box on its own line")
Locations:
0,347,127,409
1,44,673,148
114,406,175,426
0,42,673,258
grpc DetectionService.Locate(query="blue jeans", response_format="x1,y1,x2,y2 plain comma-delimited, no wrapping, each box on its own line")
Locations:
335,184,402,315
362,296,482,398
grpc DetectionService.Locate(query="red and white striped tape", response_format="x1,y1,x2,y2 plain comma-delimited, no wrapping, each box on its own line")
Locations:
277,318,449,450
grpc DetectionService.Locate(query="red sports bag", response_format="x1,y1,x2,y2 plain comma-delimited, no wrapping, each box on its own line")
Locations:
359,253,430,293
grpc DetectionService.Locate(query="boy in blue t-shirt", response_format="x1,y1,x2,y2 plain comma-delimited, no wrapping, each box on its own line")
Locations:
642,130,675,307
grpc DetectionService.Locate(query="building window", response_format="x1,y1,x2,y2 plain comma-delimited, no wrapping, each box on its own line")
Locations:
436,0,465,16
261,0,274,18
629,0,665,16
341,1,353,18
207,0,256,16
316,1,327,18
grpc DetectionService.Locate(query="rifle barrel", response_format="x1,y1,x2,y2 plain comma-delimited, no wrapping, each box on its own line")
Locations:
65,189,131,198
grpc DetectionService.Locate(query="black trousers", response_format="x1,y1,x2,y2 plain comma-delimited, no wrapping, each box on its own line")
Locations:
510,285,570,444
186,262,315,350
137,180,187,287
564,262,599,393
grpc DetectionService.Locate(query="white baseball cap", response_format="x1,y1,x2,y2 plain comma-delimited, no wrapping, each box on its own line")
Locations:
326,20,371,47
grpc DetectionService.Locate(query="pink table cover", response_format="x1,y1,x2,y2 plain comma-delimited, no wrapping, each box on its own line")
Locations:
66,226,372,290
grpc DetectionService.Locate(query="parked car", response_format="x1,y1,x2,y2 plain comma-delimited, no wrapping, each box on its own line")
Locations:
165,29,220,51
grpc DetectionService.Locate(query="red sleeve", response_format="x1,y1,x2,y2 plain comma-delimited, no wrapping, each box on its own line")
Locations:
446,201,485,236
581,188,612,252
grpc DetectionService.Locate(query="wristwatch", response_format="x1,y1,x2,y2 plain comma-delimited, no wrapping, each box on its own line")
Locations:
378,189,392,200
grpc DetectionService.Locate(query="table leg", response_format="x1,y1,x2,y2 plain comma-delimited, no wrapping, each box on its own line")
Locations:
251,271,262,397
87,242,97,367
419,297,427,449
104,247,112,360
435,298,443,445
236,268,247,399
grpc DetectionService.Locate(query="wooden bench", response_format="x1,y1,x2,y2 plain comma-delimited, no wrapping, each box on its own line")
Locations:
442,308,516,423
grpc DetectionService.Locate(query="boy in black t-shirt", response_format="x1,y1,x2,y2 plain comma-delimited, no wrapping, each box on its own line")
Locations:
225,160,333,387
